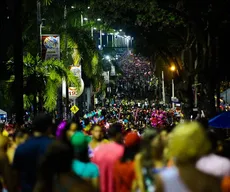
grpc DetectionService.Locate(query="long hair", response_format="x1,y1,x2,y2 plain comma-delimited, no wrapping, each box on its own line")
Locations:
36,141,74,192
121,144,140,163
140,128,164,168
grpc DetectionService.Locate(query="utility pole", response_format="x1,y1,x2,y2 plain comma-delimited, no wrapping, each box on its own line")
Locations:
64,4,69,119
162,71,165,104
172,79,175,109
91,27,94,39
99,30,102,49
14,0,24,124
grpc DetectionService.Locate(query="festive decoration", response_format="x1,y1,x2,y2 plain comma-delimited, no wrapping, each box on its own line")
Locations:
56,120,67,139
150,110,168,128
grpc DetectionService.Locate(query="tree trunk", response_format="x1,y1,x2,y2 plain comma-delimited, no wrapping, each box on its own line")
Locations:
57,87,63,120
33,93,37,116
13,0,24,125
38,92,43,112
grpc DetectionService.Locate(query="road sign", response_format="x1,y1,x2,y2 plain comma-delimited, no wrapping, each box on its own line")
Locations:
70,105,79,114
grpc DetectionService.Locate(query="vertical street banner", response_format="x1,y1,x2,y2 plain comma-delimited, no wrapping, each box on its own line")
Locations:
102,71,110,84
62,65,84,100
70,65,81,79
42,34,60,60
110,65,116,76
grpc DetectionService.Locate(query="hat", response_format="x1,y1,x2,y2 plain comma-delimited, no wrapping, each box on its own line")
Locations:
124,132,140,147
169,121,211,162
70,131,91,152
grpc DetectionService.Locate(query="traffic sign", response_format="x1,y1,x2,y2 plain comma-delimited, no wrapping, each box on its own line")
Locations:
70,105,79,114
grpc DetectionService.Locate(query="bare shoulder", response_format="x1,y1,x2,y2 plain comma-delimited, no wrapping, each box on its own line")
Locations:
135,153,142,161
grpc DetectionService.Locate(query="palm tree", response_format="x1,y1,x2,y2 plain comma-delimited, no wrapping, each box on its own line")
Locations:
22,53,80,112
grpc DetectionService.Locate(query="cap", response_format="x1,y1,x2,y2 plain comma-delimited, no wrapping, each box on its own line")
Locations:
70,131,91,152
169,121,211,162
124,132,140,147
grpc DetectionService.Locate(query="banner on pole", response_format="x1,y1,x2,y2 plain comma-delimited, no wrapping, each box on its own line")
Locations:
42,34,60,60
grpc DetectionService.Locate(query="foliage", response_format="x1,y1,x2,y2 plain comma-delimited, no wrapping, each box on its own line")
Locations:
22,53,80,111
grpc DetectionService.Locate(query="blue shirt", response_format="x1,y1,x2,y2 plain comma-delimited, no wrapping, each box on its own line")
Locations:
13,136,53,192
72,160,99,178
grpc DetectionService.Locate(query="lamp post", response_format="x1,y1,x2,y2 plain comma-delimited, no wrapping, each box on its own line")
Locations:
162,71,165,104
170,65,176,109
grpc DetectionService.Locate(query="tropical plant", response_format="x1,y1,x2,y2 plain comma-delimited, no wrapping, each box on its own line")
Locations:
22,53,80,112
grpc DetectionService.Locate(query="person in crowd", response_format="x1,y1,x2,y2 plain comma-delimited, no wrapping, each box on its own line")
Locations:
196,129,230,177
221,176,230,192
92,123,124,192
134,128,165,192
67,122,79,140
0,134,17,192
221,140,230,159
113,132,140,192
34,141,94,192
83,118,91,135
13,114,54,192
155,121,221,192
70,121,91,150
71,128,99,190
88,124,108,158
7,130,29,164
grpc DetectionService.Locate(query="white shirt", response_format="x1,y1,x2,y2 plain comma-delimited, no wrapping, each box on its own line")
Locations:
196,153,230,177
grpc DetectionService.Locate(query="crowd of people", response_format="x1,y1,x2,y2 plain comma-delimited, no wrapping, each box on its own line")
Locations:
1,111,230,192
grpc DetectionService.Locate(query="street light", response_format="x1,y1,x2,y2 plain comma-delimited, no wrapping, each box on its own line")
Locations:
84,18,88,21
170,65,176,109
170,65,176,72
97,18,101,21
105,55,110,61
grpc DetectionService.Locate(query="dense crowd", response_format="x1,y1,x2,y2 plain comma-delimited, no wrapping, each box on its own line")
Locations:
1,111,230,192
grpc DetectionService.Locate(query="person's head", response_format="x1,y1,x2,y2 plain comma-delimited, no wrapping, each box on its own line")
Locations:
91,125,103,141
168,121,211,164
121,132,140,162
108,122,123,143
38,141,74,191
70,132,90,162
32,114,53,134
84,118,90,126
71,114,82,131
140,128,164,168
14,130,29,145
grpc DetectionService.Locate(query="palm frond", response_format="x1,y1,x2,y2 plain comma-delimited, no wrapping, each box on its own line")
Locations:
42,0,53,6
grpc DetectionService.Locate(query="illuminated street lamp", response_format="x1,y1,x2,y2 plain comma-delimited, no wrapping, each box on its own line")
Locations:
170,65,176,72
105,55,110,61
170,65,176,108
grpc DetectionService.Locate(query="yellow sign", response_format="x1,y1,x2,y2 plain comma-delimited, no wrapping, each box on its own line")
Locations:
70,105,79,114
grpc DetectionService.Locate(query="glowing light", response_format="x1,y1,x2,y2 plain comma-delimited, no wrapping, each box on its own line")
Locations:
105,55,110,60
170,65,176,72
